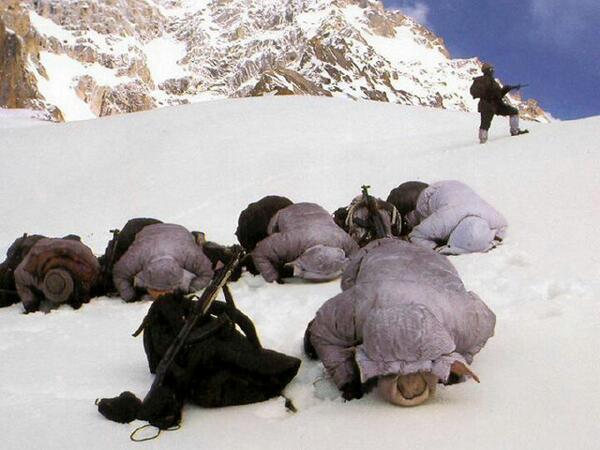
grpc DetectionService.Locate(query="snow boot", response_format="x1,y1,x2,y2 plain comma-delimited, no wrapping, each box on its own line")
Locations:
478,128,488,144
509,115,528,136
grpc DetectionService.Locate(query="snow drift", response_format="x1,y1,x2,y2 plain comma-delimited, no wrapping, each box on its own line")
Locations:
0,97,598,449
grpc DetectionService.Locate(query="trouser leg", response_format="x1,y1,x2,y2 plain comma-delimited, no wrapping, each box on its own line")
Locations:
479,112,493,143
509,114,520,134
478,128,488,144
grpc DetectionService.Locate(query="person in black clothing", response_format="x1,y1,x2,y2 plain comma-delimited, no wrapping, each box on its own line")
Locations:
476,63,528,144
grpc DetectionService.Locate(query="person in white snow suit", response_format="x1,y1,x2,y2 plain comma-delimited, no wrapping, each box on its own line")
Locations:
251,202,359,283
304,238,495,406
402,180,508,255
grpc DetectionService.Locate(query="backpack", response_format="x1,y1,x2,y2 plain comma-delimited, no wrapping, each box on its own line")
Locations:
470,76,486,99
0,234,45,307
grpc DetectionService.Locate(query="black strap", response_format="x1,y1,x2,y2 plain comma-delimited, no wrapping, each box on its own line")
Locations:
130,424,181,442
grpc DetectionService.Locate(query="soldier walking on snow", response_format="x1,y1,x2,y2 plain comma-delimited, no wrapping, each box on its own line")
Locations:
471,62,528,144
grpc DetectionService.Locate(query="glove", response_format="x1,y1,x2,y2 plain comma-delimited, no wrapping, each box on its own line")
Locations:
341,379,364,401
341,356,364,400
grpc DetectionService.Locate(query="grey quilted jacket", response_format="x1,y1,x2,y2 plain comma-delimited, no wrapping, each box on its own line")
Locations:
252,203,359,282
113,223,213,301
407,180,508,255
308,238,495,388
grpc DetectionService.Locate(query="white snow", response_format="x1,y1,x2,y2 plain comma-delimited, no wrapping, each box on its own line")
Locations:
365,25,447,66
28,10,77,45
0,97,598,449
33,52,133,121
0,108,52,129
145,37,188,84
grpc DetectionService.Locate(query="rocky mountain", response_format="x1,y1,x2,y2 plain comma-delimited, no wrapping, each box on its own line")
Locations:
0,0,551,122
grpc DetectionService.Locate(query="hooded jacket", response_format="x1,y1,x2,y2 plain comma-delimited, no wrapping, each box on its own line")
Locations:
477,72,512,114
251,203,359,282
112,223,213,302
407,180,508,255
14,237,100,312
307,238,495,389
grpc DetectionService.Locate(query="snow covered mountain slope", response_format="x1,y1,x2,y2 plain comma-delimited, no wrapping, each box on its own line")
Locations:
0,0,549,122
0,97,597,449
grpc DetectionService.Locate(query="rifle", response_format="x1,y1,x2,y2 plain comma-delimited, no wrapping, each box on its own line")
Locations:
101,228,120,291
146,246,245,396
361,185,387,240
510,84,529,91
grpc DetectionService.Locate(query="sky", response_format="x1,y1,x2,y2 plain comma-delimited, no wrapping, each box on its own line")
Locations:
383,0,600,120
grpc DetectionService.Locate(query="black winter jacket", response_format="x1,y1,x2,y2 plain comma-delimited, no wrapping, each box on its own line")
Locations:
477,74,512,114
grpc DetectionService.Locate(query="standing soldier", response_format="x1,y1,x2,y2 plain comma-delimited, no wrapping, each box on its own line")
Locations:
471,62,528,143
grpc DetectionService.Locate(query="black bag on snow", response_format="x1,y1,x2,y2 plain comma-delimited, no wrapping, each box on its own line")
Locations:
141,293,300,408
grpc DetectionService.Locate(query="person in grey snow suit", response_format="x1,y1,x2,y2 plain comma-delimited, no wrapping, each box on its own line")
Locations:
473,62,528,144
404,180,508,255
112,223,213,302
305,238,495,406
252,202,359,283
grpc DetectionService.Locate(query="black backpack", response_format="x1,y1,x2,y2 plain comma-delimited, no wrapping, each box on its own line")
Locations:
470,76,487,99
0,234,45,307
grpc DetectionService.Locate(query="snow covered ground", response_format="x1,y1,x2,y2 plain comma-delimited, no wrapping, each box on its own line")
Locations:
0,97,598,449
0,108,53,129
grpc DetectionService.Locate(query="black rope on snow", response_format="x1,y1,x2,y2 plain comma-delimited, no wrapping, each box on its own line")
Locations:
130,424,161,442
129,424,181,443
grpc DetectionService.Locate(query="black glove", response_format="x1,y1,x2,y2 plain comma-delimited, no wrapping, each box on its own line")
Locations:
303,320,318,360
341,357,364,401
341,379,364,401
97,391,142,424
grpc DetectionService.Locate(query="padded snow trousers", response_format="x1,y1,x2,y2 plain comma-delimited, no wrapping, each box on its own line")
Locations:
480,103,519,131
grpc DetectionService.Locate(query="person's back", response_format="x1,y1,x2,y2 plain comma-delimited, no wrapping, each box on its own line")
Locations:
97,217,163,296
112,223,213,302
306,238,495,405
408,180,508,255
252,202,359,282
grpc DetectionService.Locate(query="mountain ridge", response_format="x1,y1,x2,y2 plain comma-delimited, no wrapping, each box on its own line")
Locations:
0,0,550,122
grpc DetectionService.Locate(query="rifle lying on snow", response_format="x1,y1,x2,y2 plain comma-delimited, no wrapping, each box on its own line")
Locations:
361,185,387,240
146,246,245,396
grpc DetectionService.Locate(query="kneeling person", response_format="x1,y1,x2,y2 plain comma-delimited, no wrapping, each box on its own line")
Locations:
112,223,214,302
252,202,359,283
305,238,495,405
397,180,508,255
14,236,100,313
